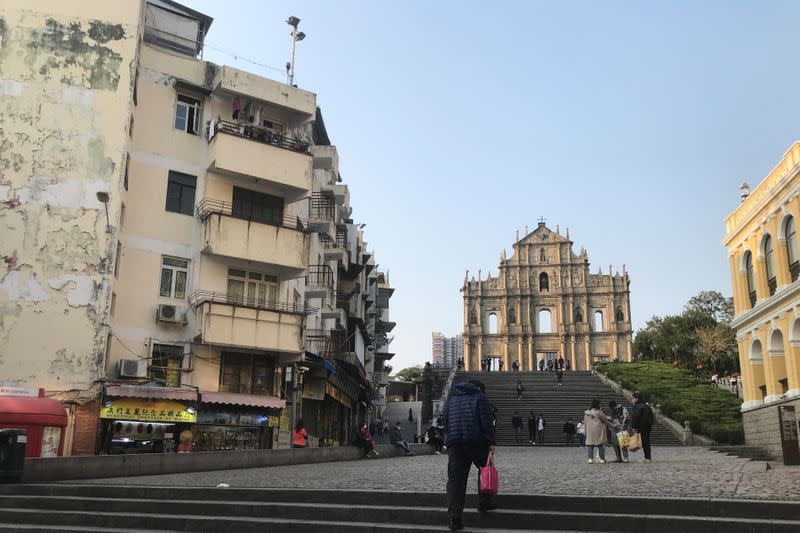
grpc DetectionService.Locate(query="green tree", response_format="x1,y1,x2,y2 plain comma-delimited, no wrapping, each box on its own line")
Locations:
685,290,734,324
395,365,423,381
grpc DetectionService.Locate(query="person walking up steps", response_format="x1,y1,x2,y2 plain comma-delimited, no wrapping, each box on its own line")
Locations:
631,391,654,462
584,399,613,463
556,368,564,386
512,411,523,444
444,380,497,531
515,379,525,400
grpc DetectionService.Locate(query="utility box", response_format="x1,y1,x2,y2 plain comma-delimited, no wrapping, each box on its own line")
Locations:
0,429,27,482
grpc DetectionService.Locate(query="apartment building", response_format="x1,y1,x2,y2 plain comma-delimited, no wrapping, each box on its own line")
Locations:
432,332,464,368
0,0,395,454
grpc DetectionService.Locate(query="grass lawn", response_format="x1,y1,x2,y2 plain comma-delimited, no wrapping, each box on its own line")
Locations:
596,361,744,444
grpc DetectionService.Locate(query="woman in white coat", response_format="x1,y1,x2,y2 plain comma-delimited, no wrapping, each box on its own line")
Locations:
583,398,613,463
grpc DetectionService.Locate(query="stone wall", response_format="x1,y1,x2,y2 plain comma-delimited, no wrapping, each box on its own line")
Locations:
743,396,800,461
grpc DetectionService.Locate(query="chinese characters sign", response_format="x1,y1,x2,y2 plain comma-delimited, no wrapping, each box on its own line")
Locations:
100,398,197,423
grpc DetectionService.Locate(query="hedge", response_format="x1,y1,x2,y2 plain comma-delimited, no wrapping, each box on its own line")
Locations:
595,361,744,445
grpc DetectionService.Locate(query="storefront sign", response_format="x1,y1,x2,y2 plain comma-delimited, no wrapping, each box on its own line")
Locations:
268,415,280,427
40,426,62,458
0,386,42,397
325,383,352,408
778,405,800,466
100,398,197,423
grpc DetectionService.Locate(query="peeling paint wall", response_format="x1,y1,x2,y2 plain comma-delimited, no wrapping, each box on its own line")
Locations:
0,2,141,390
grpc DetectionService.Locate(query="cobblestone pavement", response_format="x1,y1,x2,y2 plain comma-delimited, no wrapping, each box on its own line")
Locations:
73,446,800,501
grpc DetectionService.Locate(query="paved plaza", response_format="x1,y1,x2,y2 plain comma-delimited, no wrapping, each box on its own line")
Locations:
73,446,800,501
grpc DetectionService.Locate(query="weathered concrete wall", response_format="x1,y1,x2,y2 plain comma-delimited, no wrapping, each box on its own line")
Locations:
743,396,800,461
0,2,141,390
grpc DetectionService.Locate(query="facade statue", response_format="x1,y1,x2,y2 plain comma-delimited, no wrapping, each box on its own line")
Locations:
575,307,583,322
508,306,516,324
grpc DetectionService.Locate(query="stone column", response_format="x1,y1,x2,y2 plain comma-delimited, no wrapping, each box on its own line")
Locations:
477,338,483,370
561,335,567,363
503,339,510,372
613,337,619,361
776,234,792,288
756,256,769,301
464,337,471,371
787,337,800,397
527,337,534,371
517,338,524,371
570,337,576,369
584,338,591,371
626,335,633,362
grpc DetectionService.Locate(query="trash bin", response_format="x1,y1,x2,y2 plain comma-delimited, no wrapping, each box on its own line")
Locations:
0,429,27,482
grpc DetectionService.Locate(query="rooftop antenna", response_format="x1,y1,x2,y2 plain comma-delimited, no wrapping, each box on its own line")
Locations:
286,16,306,86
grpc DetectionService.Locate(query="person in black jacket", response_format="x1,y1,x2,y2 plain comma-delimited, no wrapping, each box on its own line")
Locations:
390,421,414,456
630,391,654,462
511,411,523,444
444,380,496,531
527,411,536,445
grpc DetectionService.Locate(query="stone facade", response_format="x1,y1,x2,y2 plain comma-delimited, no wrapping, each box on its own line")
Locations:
462,222,632,371
742,397,800,459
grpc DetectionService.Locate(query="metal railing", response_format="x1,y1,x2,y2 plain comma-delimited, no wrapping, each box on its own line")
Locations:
335,227,348,249
335,288,355,310
305,329,334,359
306,265,334,290
310,192,336,220
212,120,310,154
195,198,307,230
189,290,317,315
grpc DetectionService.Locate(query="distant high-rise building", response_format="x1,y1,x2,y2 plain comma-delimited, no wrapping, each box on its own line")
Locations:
432,332,464,368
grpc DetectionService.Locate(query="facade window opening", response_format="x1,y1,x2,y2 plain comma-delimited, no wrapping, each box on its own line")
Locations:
220,352,275,396
488,313,498,334
764,234,776,296
227,268,278,308
594,311,604,332
159,256,189,299
786,216,799,282
745,251,756,308
539,272,549,291
232,186,283,226
151,344,183,387
174,94,201,134
538,309,552,333
165,171,196,215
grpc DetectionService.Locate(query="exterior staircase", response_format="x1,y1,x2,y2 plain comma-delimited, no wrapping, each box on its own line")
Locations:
0,484,797,532
454,371,682,446
374,400,422,444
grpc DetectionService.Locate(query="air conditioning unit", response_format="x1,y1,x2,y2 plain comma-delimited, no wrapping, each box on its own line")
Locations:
118,359,148,378
157,304,185,324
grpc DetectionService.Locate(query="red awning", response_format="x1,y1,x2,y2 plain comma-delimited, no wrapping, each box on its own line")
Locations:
0,396,68,426
200,391,285,409
104,384,198,401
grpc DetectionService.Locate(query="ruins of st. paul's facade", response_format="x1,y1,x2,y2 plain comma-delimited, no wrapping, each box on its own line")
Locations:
462,221,632,371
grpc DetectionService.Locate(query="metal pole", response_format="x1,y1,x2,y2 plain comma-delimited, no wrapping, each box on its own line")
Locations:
289,27,297,85
290,362,298,440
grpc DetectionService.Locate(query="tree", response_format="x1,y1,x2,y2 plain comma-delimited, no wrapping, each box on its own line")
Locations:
685,290,734,324
694,324,737,372
395,365,423,381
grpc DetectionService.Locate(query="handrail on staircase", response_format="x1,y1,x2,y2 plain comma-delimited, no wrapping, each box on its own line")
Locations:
435,365,460,422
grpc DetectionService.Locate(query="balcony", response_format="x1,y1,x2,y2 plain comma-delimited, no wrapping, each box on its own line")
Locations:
374,369,390,387
305,265,334,299
308,192,336,236
198,199,308,274
189,290,316,354
218,65,316,117
322,227,348,264
305,329,333,360
208,120,312,199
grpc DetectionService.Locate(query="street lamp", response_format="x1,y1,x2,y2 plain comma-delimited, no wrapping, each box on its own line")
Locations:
286,16,306,86
96,191,111,233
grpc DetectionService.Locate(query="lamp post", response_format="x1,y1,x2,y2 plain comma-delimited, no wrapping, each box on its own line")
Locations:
96,191,111,233
286,16,306,86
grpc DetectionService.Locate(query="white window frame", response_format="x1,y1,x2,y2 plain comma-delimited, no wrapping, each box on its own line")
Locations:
227,268,278,307
159,256,190,299
174,94,201,135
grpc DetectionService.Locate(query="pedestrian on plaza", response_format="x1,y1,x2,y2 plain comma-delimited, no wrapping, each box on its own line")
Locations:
584,399,613,463
512,411,524,444
515,379,525,400
547,359,553,372
576,421,586,447
498,359,504,372
563,418,577,446
535,413,547,444
538,358,545,372
390,421,415,456
409,408,414,422
607,400,630,463
352,423,376,458
490,404,498,428
292,419,308,449
443,379,497,531
362,422,380,457
565,358,571,371
426,424,445,455
527,411,536,445
558,356,564,370
512,360,519,373
556,368,564,386
630,391,654,462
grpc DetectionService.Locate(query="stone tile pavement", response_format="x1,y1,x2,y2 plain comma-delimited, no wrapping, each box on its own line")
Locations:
71,446,800,501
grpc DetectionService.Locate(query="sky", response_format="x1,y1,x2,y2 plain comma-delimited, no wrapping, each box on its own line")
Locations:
185,0,800,373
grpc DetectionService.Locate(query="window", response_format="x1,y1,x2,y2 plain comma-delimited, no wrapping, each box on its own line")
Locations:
227,268,278,307
151,344,183,387
174,94,201,134
786,216,799,282
488,313,498,334
124,153,130,190
764,234,776,296
262,118,285,135
114,241,122,278
220,352,275,395
745,251,756,308
133,69,139,105
539,272,549,291
120,203,126,229
128,115,134,139
159,256,189,299
232,187,283,226
538,309,552,333
110,292,117,316
594,311,604,332
165,171,196,215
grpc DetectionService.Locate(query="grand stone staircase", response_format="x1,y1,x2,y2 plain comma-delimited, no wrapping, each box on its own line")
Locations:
454,371,682,446
0,484,797,532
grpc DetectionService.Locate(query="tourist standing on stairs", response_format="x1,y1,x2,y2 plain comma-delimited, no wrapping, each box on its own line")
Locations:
512,411,523,444
535,413,547,444
443,380,497,531
565,358,571,371
584,399,613,463
512,360,519,373
558,356,564,370
538,358,545,372
607,401,630,463
527,411,536,444
498,359,504,372
515,379,525,400
630,391,654,462
556,368,564,386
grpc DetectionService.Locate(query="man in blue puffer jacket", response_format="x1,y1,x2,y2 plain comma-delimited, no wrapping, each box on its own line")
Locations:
443,380,496,531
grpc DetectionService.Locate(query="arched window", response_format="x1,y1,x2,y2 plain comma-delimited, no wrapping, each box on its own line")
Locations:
769,328,784,355
575,306,583,323
488,313,498,334
786,216,799,282
764,235,776,296
539,272,549,292
745,251,756,308
594,311,604,332
615,307,624,322
538,309,552,333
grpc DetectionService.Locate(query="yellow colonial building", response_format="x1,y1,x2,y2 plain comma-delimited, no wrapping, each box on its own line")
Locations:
723,141,800,460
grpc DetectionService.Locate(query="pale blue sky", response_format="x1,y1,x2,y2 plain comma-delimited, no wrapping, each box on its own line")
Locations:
185,0,800,372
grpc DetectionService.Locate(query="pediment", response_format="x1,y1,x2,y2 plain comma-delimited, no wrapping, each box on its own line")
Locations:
516,224,569,246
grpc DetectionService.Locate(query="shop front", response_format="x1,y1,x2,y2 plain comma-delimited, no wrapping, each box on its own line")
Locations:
0,387,68,458
300,359,364,446
194,391,285,451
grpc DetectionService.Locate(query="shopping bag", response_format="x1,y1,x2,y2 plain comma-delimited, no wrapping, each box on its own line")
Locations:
479,451,499,495
628,431,642,452
616,431,630,448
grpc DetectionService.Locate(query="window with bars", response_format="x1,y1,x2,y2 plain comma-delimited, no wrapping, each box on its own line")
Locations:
220,352,275,395
160,256,189,299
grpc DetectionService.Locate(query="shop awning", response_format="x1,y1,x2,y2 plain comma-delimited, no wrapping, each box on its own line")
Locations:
105,384,198,402
0,396,68,426
305,351,337,374
200,391,285,409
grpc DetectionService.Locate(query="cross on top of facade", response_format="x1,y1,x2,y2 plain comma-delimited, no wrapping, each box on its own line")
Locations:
538,216,547,224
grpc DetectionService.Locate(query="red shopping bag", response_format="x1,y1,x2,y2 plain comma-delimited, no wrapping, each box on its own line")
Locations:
479,451,499,495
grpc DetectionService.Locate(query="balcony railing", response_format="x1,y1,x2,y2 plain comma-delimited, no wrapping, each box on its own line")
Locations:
305,328,333,359
335,227,348,249
212,119,309,154
792,261,800,283
310,192,336,220
335,288,355,309
196,198,307,230
306,265,334,290
768,277,777,297
189,290,317,315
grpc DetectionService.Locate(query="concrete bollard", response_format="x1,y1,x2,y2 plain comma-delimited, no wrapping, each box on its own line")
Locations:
682,420,693,445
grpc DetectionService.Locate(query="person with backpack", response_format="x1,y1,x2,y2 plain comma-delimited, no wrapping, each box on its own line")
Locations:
630,391,654,462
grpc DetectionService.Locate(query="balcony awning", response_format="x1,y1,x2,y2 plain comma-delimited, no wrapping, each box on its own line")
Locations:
105,384,198,402
305,351,337,374
200,391,285,409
